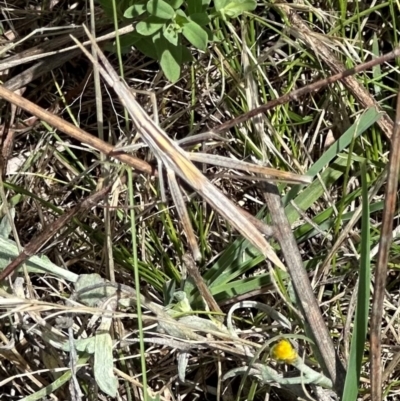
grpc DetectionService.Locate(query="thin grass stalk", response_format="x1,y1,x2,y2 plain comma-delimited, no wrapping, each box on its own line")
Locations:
127,167,148,401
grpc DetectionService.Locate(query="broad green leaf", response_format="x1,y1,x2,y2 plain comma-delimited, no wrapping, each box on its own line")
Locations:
60,336,96,353
188,0,204,14
136,16,166,36
154,34,182,81
182,20,207,50
189,13,210,26
133,36,159,59
147,0,175,19
116,32,142,49
163,23,180,45
94,333,118,397
214,0,229,11
175,8,189,25
166,0,184,9
74,273,118,307
0,209,14,239
123,0,147,18
0,236,78,282
160,48,181,82
177,352,189,383
223,0,257,18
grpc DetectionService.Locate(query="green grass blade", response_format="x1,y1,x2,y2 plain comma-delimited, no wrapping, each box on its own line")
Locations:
206,109,380,303
284,107,382,205
342,162,371,399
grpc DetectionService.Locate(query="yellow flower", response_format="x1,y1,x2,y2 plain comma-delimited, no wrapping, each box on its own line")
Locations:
271,339,298,364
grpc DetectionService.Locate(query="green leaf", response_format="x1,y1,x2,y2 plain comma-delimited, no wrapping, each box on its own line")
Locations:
175,9,189,26
214,0,229,11
133,36,159,59
75,273,118,307
147,0,175,19
283,107,382,207
60,336,96,353
0,236,78,282
224,0,257,18
187,0,203,14
0,209,14,239
136,16,166,36
203,108,383,305
215,0,256,18
182,20,207,51
161,47,181,82
116,32,142,48
189,13,210,26
160,52,181,82
123,0,147,18
166,0,184,9
342,162,371,401
163,23,180,45
154,34,182,82
94,333,118,397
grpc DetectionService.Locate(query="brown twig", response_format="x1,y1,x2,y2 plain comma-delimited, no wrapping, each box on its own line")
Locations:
261,183,346,394
182,253,223,318
211,45,400,137
370,91,400,400
3,49,82,92
274,0,394,140
0,184,112,282
0,24,135,72
0,84,155,175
